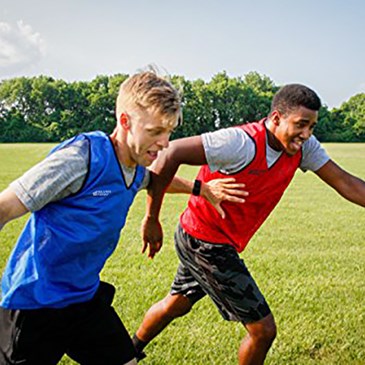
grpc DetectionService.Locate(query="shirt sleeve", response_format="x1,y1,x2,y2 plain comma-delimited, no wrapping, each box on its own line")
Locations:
201,127,255,174
9,139,89,212
300,135,330,172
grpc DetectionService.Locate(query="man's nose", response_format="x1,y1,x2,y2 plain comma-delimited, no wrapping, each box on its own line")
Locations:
157,134,169,148
300,126,312,140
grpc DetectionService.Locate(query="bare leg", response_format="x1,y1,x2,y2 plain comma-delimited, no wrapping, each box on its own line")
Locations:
238,313,277,365
136,293,192,343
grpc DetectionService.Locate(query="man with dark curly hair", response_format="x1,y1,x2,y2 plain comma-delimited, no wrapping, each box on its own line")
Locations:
134,84,365,364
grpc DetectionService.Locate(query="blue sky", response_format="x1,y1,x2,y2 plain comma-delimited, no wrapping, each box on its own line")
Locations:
0,0,364,109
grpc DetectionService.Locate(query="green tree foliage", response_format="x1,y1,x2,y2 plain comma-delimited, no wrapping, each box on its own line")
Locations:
0,73,363,142
314,107,348,142
314,94,365,142
338,93,365,140
0,74,128,142
172,71,276,139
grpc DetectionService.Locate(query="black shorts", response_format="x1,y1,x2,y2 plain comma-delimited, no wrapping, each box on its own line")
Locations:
171,224,271,324
0,282,136,365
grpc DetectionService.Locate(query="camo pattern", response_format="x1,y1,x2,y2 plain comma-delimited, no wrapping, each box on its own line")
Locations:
171,224,271,323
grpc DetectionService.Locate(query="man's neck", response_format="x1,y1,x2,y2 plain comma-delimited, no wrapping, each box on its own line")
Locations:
265,119,284,152
109,130,136,168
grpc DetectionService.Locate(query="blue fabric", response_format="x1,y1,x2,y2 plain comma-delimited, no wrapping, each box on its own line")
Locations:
1,131,145,309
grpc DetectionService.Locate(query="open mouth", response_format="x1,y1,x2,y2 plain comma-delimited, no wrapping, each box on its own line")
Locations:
288,139,304,153
147,150,158,160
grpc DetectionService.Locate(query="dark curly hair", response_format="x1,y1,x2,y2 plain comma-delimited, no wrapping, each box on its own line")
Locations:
271,84,321,115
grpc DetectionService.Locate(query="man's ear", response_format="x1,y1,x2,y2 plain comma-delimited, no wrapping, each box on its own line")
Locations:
119,113,130,130
270,110,281,126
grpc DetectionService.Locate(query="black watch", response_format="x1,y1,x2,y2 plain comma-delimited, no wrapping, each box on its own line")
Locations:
192,179,202,196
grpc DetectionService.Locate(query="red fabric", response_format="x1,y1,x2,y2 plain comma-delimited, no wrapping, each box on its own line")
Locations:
180,120,302,253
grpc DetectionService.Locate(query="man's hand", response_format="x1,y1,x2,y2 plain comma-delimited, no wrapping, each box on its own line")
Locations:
201,177,248,219
141,215,163,259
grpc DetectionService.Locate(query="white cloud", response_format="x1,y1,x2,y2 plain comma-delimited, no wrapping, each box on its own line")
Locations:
0,20,46,76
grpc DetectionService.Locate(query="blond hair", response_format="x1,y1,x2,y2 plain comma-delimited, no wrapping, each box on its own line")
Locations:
116,70,182,127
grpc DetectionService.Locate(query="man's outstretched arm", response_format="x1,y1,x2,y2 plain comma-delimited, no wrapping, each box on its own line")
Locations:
141,135,248,258
149,135,207,213
315,159,365,207
141,136,206,258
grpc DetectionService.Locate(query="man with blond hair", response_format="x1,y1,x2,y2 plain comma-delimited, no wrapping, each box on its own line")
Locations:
0,69,245,365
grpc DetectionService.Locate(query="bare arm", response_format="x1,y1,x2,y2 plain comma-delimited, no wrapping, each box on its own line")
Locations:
167,175,247,217
148,135,207,215
141,136,210,258
141,135,250,258
0,187,29,230
164,175,194,194
315,159,365,207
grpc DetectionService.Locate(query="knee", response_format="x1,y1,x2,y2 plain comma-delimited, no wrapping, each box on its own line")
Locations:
259,319,277,344
246,314,277,345
161,294,193,319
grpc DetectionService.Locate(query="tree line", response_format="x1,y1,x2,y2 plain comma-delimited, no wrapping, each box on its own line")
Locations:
0,72,364,142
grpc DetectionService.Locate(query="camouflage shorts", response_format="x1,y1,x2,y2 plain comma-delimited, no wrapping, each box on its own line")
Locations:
171,224,271,323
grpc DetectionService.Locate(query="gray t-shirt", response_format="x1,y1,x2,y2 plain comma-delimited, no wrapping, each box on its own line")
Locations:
202,125,330,174
10,138,150,212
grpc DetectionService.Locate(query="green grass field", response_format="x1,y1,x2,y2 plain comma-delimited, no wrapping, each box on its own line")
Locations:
0,143,364,364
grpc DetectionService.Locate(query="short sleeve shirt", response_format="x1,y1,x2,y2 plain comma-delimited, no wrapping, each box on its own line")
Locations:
10,138,150,212
202,126,329,174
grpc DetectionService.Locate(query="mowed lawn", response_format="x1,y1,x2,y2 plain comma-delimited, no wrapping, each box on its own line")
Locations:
0,143,364,365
